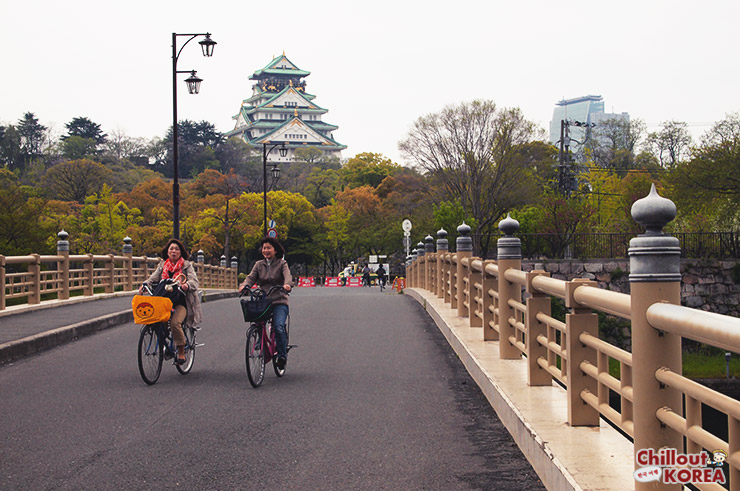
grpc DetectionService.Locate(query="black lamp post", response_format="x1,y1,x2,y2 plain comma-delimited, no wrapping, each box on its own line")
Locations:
262,142,288,237
171,32,216,239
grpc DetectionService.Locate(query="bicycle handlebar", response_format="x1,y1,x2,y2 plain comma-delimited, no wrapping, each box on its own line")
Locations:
239,285,291,298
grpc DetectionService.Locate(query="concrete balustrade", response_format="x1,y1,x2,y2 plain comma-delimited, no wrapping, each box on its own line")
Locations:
406,185,740,490
0,232,239,311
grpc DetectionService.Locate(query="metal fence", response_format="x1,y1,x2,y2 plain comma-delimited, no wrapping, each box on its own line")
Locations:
472,231,740,259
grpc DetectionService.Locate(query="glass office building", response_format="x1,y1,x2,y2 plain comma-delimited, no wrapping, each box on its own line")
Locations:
549,95,605,147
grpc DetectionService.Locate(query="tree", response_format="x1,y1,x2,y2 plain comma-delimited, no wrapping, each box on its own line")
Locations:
102,128,147,163
162,120,224,178
664,113,740,227
63,117,107,144
17,112,48,169
0,169,51,255
188,169,248,258
399,100,543,256
61,135,99,160
339,153,399,189
43,159,113,203
0,125,23,171
586,117,646,173
645,121,692,168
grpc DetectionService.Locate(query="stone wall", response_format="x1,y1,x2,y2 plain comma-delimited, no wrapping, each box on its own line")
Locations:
522,259,740,318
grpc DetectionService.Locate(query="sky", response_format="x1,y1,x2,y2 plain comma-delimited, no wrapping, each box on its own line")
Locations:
2,0,739,166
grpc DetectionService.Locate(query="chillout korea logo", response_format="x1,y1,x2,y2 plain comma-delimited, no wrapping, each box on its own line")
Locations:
634,448,726,485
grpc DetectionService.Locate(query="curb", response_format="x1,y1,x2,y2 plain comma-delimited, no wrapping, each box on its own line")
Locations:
0,290,238,365
404,288,634,491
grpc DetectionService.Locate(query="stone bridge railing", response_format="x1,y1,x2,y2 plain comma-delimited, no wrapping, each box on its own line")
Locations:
406,185,740,491
0,232,238,310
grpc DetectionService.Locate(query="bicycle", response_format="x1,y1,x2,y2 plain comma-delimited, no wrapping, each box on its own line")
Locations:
378,275,386,292
135,280,200,385
240,286,292,388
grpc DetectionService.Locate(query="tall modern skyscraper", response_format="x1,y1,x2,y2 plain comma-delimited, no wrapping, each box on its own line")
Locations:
549,95,629,156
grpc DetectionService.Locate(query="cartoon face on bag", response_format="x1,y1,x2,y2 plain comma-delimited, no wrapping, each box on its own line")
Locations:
135,302,154,319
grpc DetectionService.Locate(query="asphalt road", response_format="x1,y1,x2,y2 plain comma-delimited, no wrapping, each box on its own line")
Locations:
0,287,544,490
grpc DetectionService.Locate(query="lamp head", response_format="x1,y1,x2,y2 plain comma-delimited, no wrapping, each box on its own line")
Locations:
185,71,203,94
199,33,216,57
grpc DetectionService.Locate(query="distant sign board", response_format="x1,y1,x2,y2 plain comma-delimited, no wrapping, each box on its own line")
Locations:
267,228,277,239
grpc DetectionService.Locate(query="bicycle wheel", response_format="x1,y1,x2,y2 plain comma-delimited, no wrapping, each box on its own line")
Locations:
176,326,196,375
273,314,290,377
246,325,265,387
138,325,163,385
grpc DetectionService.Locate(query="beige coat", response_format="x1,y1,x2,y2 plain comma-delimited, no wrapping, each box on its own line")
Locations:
145,260,203,328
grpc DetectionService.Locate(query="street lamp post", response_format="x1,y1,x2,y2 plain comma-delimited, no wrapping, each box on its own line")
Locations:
171,32,216,239
262,142,288,237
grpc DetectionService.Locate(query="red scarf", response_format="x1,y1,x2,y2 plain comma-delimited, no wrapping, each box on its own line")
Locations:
162,257,184,281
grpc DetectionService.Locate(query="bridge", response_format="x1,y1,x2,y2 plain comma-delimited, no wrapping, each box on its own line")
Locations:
2,185,739,490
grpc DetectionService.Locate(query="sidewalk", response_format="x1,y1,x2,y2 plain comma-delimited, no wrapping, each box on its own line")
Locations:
405,287,635,491
0,289,237,364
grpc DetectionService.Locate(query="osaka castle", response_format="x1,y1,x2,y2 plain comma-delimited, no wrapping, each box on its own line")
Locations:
226,53,346,162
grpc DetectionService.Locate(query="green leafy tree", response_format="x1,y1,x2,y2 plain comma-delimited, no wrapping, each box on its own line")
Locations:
63,116,107,144
17,112,48,169
664,113,740,228
319,199,351,272
61,136,99,160
340,153,399,189
0,125,23,171
0,169,52,255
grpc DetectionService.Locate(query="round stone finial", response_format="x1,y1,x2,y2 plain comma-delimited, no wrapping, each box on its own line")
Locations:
437,228,448,239
231,256,237,262
498,214,520,237
457,222,471,236
123,236,132,245
631,184,676,235
57,230,69,241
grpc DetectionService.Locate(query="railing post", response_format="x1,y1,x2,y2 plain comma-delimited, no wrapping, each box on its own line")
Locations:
443,254,452,304
29,253,41,304
566,278,600,425
526,270,550,384
628,185,682,491
424,234,435,293
196,250,204,287
456,223,472,318
450,253,458,309
415,242,425,290
231,256,238,288
482,260,498,341
123,236,133,291
436,229,448,298
0,255,5,310
57,230,70,300
84,254,94,296
469,258,483,327
104,254,114,293
497,214,521,360
220,255,227,289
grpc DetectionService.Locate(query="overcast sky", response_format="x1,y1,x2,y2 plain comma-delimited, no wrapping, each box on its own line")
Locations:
2,0,738,166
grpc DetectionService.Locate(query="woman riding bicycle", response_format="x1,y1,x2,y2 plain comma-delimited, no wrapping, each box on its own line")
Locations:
238,237,292,370
141,238,202,365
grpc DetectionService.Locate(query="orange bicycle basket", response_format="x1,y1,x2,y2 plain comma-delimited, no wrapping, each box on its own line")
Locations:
132,295,173,325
